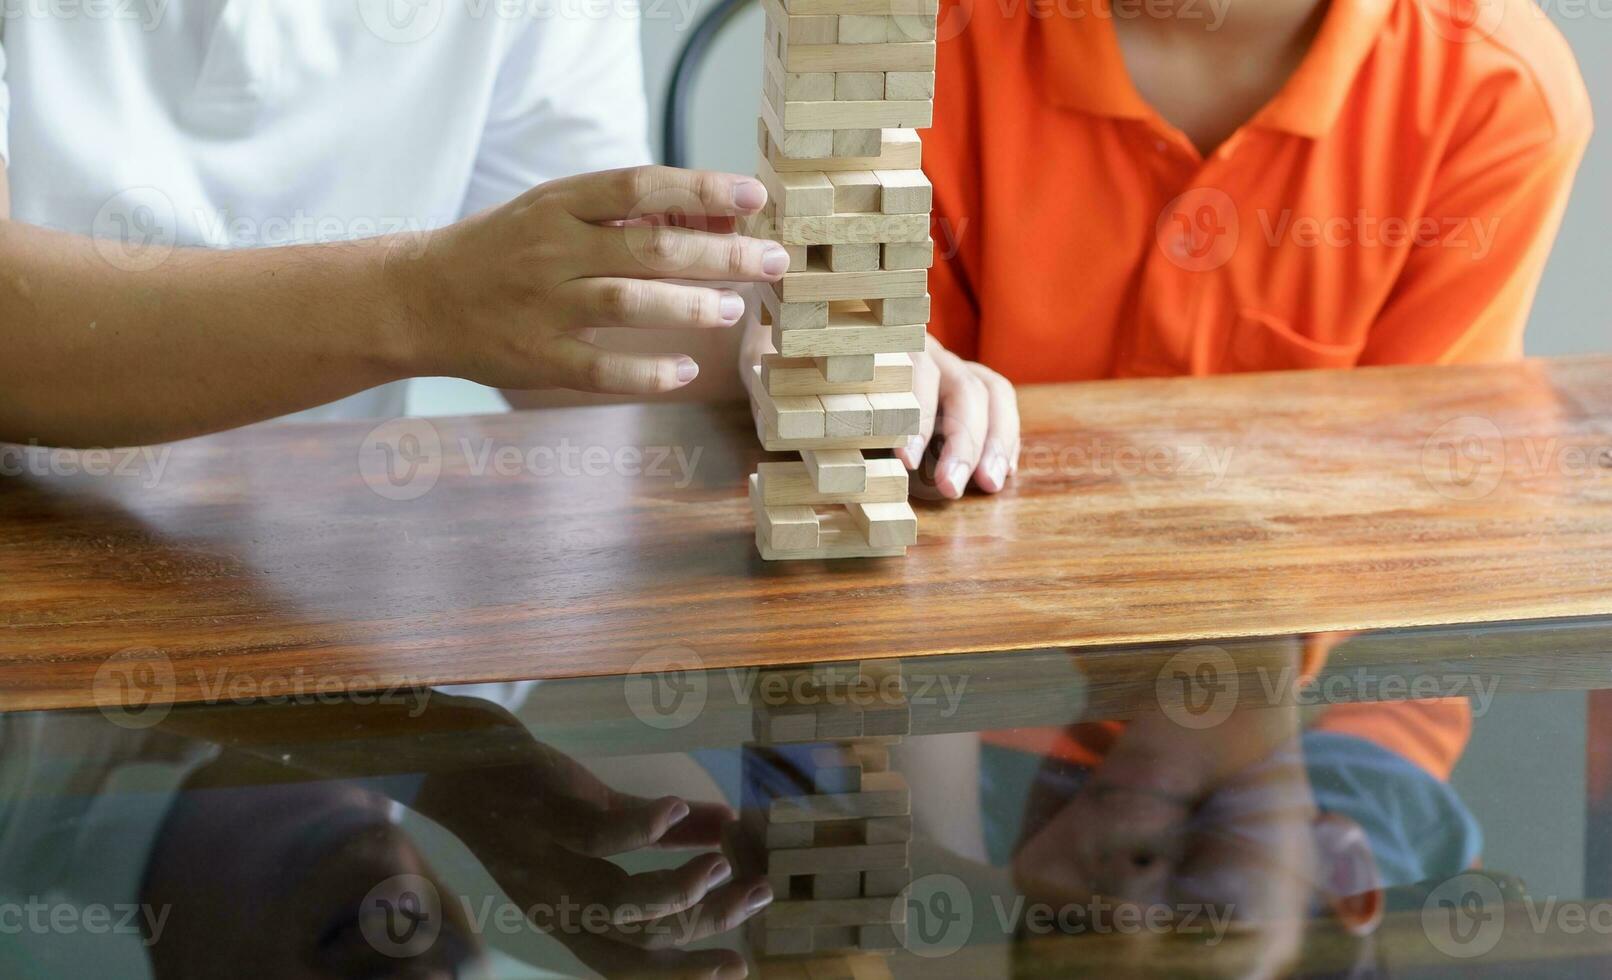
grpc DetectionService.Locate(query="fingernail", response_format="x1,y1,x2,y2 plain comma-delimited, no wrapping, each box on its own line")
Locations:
744,883,774,916
676,360,700,383
707,859,732,890
905,435,924,465
735,179,767,211
668,800,692,824
718,291,746,322
761,246,791,277
986,454,1007,489
946,460,970,496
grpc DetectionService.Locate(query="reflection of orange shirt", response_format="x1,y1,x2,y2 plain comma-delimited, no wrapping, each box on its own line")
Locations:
986,636,1474,781
923,0,1591,380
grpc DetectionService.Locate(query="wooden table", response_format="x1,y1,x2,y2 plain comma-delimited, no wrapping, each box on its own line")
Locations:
3,356,1609,713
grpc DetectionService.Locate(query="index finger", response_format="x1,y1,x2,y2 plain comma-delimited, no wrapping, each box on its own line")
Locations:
559,166,769,224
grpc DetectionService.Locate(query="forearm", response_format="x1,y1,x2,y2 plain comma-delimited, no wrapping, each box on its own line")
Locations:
0,219,423,447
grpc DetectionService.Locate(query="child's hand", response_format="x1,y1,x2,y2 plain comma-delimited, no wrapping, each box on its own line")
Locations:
899,335,1020,498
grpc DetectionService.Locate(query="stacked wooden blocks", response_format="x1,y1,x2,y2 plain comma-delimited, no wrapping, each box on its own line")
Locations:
746,0,938,560
737,661,913,976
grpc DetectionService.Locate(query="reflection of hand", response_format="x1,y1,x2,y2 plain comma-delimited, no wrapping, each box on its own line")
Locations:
414,731,769,978
1011,706,1316,977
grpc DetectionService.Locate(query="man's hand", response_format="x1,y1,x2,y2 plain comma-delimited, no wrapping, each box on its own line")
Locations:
898,335,1020,498
410,713,769,979
402,165,789,396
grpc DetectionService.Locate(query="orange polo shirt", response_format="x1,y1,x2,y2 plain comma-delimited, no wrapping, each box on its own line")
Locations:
925,0,1590,781
923,0,1592,378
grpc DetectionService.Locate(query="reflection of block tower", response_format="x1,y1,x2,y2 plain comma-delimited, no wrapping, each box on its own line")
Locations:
736,661,912,977
744,0,938,560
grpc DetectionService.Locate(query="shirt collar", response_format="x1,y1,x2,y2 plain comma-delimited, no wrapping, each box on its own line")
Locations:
1034,0,1395,139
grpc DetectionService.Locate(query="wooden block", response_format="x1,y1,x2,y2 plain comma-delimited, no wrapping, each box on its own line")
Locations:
813,702,865,738
886,13,936,40
768,842,910,876
751,369,828,439
773,212,929,246
754,702,817,742
751,474,822,551
757,504,824,554
858,922,906,950
827,172,882,213
802,449,869,493
881,238,933,270
782,70,836,102
819,354,881,384
861,868,910,897
837,14,887,42
848,501,917,547
761,95,833,159
865,815,912,843
758,156,835,216
779,264,926,303
759,926,815,955
766,821,818,848
765,896,906,928
875,169,932,213
811,872,863,899
835,72,885,101
867,391,921,436
784,41,935,74
862,703,911,736
791,13,840,44
774,321,926,358
766,126,923,174
784,0,938,14
813,926,859,951
759,509,907,559
756,458,907,507
758,427,907,454
821,393,874,438
824,242,879,272
771,772,912,822
850,742,891,773
866,293,930,325
832,129,882,157
762,0,839,43
782,100,930,132
884,70,934,100
759,285,830,331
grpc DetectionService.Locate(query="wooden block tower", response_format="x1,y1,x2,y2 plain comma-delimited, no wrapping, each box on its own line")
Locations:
744,0,938,560
735,660,913,976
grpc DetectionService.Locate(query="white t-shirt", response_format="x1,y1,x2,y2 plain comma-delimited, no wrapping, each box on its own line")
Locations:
0,0,653,422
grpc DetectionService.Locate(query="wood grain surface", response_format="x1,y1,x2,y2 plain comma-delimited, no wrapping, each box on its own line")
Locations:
2,356,1609,713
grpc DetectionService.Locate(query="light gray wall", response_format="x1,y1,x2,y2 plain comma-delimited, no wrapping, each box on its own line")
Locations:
1526,9,1610,355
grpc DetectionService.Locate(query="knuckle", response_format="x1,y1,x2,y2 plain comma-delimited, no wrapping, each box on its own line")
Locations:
597,280,639,320
585,356,616,392
692,170,724,208
687,288,715,324
726,239,750,277
645,228,681,263
623,166,656,206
